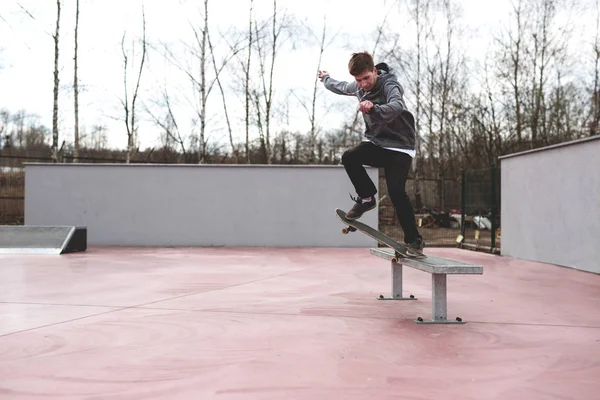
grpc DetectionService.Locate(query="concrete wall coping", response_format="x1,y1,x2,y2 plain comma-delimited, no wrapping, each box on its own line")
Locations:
499,135,600,161
23,163,377,169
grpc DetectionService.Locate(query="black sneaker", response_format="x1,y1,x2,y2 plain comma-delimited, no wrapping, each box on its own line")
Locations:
346,194,376,220
405,237,425,257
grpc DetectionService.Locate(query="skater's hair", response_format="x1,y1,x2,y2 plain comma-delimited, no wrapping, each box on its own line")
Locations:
348,51,375,76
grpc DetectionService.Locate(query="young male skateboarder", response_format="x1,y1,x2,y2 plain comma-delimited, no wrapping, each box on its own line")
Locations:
318,51,424,255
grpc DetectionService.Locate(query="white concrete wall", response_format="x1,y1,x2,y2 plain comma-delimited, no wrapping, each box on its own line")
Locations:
500,136,600,274
24,164,380,247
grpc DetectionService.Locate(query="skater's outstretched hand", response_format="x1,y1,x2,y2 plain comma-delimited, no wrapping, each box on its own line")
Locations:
358,100,374,113
318,70,329,81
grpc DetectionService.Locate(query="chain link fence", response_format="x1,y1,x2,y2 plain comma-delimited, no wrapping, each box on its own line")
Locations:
379,166,500,252
378,171,462,247
459,165,501,253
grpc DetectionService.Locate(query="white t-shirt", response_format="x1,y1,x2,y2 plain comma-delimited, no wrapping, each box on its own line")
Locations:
362,139,416,158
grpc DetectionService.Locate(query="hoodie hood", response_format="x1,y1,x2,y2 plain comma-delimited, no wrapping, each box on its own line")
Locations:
371,62,398,93
375,62,393,75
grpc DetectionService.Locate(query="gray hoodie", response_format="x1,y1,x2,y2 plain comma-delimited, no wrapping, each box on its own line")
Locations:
322,62,416,151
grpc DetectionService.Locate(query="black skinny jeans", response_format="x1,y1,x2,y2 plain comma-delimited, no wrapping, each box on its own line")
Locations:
341,141,422,243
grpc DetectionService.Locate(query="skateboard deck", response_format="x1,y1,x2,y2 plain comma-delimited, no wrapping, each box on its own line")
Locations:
335,208,425,260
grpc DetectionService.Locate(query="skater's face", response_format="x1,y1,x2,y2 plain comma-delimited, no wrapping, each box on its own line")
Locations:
354,67,377,91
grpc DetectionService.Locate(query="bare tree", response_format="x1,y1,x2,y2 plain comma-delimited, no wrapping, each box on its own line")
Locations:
145,86,189,161
244,0,254,162
81,124,108,150
496,0,527,146
490,0,576,149
150,0,245,164
290,15,338,162
52,0,61,162
308,16,337,162
207,28,239,162
191,0,209,163
424,56,438,175
73,0,80,161
589,0,600,136
0,109,9,148
120,6,147,163
407,0,431,208
484,60,504,161
252,0,295,163
436,0,466,176
528,0,567,146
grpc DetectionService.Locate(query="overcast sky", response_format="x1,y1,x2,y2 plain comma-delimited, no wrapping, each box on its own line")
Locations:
0,0,596,151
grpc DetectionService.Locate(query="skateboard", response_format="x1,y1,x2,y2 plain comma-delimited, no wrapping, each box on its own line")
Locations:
335,208,426,261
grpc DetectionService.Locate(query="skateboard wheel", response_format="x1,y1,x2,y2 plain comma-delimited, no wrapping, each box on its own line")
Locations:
342,228,348,234
456,317,462,322
410,295,414,299
391,257,398,263
379,295,384,299
417,317,423,322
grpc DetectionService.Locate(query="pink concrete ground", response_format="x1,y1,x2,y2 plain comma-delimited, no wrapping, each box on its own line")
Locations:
0,247,599,400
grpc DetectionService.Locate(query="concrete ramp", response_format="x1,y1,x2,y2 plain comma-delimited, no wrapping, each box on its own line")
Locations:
0,226,87,255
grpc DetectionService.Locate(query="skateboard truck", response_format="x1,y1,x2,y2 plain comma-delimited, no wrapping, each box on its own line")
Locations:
341,225,357,234
393,250,403,263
